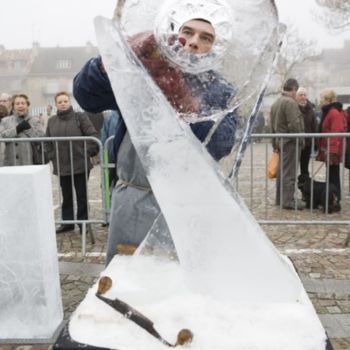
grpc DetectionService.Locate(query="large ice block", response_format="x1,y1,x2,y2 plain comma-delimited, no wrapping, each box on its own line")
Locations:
0,165,63,340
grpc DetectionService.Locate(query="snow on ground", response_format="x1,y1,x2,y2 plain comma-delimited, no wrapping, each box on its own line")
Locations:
70,255,327,350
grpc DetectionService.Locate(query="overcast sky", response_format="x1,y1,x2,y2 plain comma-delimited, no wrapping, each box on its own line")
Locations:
1,0,349,50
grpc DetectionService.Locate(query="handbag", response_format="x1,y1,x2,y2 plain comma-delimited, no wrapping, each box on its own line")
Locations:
267,151,279,179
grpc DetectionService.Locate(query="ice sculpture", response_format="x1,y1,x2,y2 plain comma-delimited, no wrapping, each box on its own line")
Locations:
68,2,329,348
0,165,63,340
94,0,302,303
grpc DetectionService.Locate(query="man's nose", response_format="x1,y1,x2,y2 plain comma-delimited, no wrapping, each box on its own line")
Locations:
188,35,199,49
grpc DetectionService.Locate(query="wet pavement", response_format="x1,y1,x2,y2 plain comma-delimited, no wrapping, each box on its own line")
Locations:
1,142,350,349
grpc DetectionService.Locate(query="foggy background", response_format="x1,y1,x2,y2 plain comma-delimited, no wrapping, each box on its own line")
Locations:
0,0,349,49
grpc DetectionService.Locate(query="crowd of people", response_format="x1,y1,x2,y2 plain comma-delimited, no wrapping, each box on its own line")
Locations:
0,90,120,234
270,78,349,212
1,76,349,256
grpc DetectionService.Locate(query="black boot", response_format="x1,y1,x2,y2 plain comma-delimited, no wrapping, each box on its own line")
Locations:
56,225,75,234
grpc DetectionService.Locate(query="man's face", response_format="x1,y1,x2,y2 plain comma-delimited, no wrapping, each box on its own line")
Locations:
179,19,215,54
296,90,307,106
0,94,12,112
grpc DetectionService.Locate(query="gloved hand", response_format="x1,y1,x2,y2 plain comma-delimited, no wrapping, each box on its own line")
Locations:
16,120,31,134
329,153,340,165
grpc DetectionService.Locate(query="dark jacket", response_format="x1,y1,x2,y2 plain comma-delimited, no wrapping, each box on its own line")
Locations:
86,111,104,139
45,107,99,176
299,100,317,148
73,55,237,162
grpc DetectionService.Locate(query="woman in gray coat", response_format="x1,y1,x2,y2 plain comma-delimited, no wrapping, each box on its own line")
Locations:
0,94,44,166
45,91,99,234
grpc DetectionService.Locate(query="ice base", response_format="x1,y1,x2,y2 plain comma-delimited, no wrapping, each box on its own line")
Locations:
0,165,63,340
69,255,327,350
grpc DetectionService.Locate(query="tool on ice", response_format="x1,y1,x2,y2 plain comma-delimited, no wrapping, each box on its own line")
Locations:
96,276,193,347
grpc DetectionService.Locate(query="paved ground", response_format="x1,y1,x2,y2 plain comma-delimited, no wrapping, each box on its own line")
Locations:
1,142,350,349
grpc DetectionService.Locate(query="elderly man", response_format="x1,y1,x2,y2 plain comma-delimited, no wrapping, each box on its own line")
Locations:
0,93,12,116
270,78,305,210
74,17,237,264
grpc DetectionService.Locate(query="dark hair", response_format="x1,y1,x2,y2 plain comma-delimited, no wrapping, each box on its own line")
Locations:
283,78,299,92
191,18,212,25
12,94,30,107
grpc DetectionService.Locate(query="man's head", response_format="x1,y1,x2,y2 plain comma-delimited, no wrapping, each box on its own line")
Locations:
283,78,299,98
178,19,215,54
0,93,12,114
296,87,307,106
154,0,232,73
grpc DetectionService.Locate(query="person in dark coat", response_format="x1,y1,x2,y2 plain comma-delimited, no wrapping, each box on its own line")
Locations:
317,89,347,200
45,91,99,234
296,87,317,177
270,79,305,210
74,18,237,264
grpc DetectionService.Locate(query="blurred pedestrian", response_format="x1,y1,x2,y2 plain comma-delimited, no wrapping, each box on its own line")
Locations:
0,105,9,166
296,87,317,177
101,109,121,187
0,92,12,116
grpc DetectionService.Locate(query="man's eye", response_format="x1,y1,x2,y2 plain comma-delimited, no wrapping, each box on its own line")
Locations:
201,36,213,44
182,30,192,36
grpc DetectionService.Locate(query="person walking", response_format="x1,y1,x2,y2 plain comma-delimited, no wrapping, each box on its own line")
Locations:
45,91,99,234
270,79,305,210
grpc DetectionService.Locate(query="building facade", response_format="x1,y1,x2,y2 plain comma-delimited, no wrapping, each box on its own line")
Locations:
0,42,98,114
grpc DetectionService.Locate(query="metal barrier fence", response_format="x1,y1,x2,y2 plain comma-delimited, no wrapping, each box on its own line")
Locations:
103,132,350,245
0,136,105,255
240,132,350,245
2,132,349,255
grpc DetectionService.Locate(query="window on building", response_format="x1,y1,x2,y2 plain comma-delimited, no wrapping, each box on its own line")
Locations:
12,60,26,70
55,59,72,70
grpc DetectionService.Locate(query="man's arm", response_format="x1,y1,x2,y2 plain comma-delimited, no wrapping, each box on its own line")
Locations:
189,72,237,161
73,56,118,113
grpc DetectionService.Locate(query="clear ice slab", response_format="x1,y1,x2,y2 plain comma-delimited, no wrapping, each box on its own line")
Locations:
96,17,302,302
0,165,63,340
